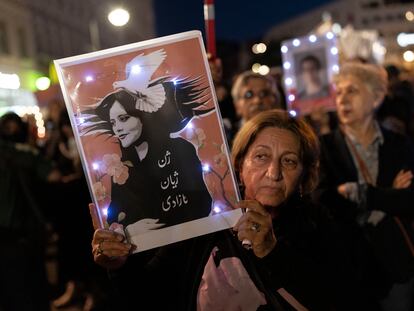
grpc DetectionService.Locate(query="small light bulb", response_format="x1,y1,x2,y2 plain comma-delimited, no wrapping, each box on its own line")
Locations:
85,75,94,82
289,110,297,117
187,122,193,129
131,65,141,74
288,94,295,102
213,206,221,213
103,208,108,216
283,62,291,70
92,162,99,170
202,164,210,172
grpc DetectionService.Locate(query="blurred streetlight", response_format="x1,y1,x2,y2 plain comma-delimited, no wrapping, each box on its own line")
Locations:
406,11,414,22
108,8,130,27
398,32,414,47
258,65,270,75
403,50,414,62
35,77,51,91
251,63,261,73
252,43,267,54
89,7,130,51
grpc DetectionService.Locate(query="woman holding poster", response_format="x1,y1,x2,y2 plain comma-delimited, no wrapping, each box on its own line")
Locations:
90,110,368,310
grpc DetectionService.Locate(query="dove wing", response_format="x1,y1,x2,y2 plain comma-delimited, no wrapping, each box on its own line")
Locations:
119,49,166,93
139,49,167,86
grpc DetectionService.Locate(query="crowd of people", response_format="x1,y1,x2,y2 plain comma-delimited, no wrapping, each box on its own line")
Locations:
0,54,413,311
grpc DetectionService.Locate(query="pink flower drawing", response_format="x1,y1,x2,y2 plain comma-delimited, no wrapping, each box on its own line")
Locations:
213,144,227,168
186,128,206,148
101,153,129,185
93,181,107,201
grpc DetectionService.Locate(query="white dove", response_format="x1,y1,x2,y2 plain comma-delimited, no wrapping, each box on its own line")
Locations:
113,49,167,113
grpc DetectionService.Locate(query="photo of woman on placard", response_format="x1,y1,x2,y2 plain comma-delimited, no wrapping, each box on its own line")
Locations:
81,49,214,233
296,53,330,101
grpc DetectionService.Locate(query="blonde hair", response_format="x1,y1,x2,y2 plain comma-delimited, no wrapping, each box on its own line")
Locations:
333,63,388,99
231,109,320,194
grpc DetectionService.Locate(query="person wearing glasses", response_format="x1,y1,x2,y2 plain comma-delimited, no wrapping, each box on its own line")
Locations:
230,71,282,140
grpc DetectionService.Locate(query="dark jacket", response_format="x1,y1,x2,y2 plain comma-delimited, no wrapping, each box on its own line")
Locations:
108,195,365,310
108,137,212,228
314,127,414,287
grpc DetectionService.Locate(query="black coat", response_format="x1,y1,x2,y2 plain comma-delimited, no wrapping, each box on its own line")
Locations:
108,137,212,228
108,196,367,311
314,127,414,287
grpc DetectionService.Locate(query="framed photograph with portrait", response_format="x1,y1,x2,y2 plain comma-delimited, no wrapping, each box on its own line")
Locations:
54,31,242,253
281,33,339,115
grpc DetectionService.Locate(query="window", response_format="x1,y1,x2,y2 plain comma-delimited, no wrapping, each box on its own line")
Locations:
0,21,9,54
17,27,28,58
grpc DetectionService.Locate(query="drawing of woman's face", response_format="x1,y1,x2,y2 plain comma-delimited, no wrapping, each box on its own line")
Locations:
109,101,143,148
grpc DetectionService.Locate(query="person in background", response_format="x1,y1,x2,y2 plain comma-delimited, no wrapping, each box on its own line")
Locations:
0,112,60,311
43,99,64,161
208,55,237,141
231,71,282,138
51,111,100,310
306,106,338,136
314,62,414,311
269,67,287,110
377,64,414,138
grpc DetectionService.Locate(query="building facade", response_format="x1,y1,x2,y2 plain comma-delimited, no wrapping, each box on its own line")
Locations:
265,0,414,65
0,0,155,111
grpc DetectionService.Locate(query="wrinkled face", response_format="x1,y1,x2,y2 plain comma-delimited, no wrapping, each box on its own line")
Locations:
301,60,321,86
109,101,142,148
240,127,303,208
335,75,380,127
236,78,277,121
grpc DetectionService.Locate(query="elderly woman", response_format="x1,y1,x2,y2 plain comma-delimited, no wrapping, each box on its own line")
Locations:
231,72,282,132
314,62,414,311
90,110,357,310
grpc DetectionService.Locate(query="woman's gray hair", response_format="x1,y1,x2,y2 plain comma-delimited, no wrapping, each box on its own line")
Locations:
231,71,280,102
333,62,388,99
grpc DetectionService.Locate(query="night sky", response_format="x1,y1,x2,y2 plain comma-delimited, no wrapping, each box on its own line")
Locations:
154,0,334,41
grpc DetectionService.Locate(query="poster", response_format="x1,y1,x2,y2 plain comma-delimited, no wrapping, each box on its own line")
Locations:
54,31,242,252
281,33,339,115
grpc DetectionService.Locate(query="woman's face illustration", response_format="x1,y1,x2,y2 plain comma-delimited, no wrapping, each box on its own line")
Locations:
109,101,143,148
